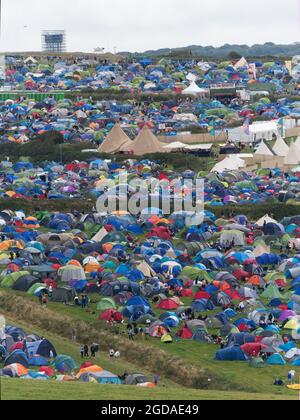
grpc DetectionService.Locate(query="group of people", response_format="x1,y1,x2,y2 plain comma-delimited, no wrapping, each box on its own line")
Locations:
80,343,99,359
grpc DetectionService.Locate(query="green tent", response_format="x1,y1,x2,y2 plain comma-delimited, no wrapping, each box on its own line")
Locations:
249,357,266,369
97,298,117,311
261,283,283,300
182,267,212,282
27,283,47,295
161,334,173,344
1,271,31,288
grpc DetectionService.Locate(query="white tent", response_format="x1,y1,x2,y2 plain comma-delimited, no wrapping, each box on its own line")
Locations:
234,57,248,70
284,142,300,166
92,227,108,243
294,136,300,148
255,141,274,156
255,214,278,227
211,155,246,173
182,81,207,96
186,73,197,82
272,135,289,157
228,121,279,143
164,142,187,150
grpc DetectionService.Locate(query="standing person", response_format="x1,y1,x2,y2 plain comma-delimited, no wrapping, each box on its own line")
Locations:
90,344,96,358
288,370,296,385
153,372,159,386
84,344,89,358
145,323,151,340
80,345,84,359
128,326,134,341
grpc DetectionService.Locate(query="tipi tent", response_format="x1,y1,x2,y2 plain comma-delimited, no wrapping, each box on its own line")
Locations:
255,141,274,157
98,124,132,154
122,127,165,156
294,136,300,148
272,136,289,157
284,142,300,166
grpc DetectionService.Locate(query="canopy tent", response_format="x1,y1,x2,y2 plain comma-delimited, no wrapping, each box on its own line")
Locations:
182,82,208,96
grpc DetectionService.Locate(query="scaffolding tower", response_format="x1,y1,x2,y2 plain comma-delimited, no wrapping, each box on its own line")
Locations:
42,30,66,53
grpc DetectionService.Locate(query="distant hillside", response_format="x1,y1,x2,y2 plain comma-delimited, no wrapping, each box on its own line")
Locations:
119,42,300,58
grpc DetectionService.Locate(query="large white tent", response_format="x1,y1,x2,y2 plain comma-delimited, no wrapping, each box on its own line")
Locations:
211,155,246,173
228,121,279,143
272,135,289,157
182,81,208,96
255,141,274,157
284,142,300,166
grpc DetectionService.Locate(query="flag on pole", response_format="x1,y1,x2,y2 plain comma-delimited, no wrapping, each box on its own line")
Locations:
277,118,285,137
243,118,250,135
208,121,215,137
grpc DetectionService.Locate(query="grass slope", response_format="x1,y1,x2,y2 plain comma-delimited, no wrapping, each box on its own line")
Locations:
0,316,296,401
0,291,299,400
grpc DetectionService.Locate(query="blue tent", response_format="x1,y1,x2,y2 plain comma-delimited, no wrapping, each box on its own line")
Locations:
4,350,29,368
266,353,286,365
215,345,248,361
29,355,49,367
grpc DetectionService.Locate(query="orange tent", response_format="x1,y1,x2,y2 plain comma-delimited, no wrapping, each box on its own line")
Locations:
76,365,103,379
67,260,82,268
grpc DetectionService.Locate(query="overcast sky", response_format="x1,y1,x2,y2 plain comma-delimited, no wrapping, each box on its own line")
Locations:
0,0,300,53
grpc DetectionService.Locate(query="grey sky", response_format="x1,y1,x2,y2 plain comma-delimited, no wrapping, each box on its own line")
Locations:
1,0,299,53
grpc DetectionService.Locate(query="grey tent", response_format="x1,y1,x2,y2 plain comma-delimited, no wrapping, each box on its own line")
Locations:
125,373,149,385
51,287,77,303
12,275,39,292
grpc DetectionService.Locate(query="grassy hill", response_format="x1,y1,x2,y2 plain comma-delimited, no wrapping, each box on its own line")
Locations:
0,290,298,400
0,314,296,401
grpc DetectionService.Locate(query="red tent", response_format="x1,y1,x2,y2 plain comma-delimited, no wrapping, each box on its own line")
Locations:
9,342,24,352
177,327,193,339
181,289,193,298
194,291,211,300
238,323,250,332
233,270,249,280
225,289,242,300
241,343,267,357
80,362,93,370
156,299,179,310
39,366,55,377
99,309,123,322
146,227,172,241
